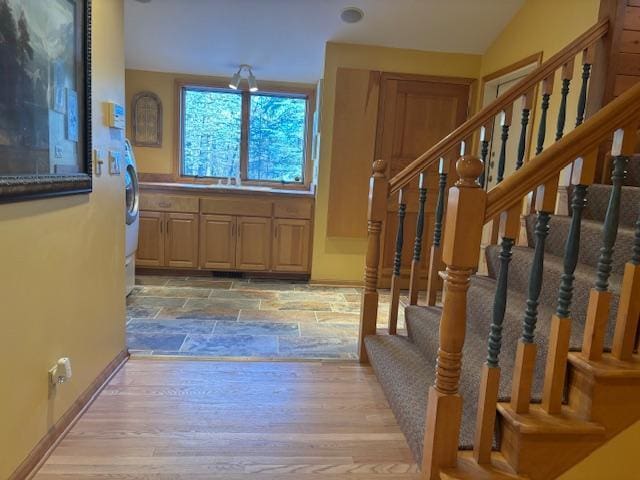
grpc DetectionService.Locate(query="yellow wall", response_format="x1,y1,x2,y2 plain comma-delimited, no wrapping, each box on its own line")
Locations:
125,69,315,175
559,421,640,479
479,0,601,153
311,42,482,283
0,0,126,477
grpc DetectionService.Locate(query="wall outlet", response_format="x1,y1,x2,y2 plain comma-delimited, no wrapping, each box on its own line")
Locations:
49,357,72,386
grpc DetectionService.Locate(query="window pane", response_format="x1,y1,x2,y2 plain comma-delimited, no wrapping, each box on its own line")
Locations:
248,95,306,182
182,89,241,177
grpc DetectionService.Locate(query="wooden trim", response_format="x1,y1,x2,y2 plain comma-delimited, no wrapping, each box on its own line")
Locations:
10,350,129,480
388,18,609,193
485,81,640,221
173,78,316,190
480,52,544,84
378,71,477,86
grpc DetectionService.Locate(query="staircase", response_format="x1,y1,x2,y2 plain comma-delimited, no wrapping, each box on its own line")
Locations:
357,18,640,480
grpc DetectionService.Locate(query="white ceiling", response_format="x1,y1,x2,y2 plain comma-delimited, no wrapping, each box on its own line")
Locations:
124,0,524,84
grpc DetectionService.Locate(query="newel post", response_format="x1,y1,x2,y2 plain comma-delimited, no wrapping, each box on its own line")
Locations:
422,155,486,478
358,159,389,363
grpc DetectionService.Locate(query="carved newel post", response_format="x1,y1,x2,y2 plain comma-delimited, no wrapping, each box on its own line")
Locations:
358,159,388,363
422,155,486,478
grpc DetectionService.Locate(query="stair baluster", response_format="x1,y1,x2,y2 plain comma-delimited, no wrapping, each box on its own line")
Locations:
555,59,574,141
422,155,486,478
496,107,513,184
535,75,554,155
515,92,533,170
389,190,406,335
426,158,448,306
358,160,388,363
409,173,428,305
479,121,492,188
473,206,518,464
511,202,551,413
576,53,592,127
582,154,628,360
542,183,588,414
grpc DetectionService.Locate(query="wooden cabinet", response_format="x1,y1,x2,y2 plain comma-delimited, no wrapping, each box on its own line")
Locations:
137,188,314,275
137,211,165,267
236,217,272,271
200,214,236,269
272,219,311,272
165,213,199,268
137,211,198,268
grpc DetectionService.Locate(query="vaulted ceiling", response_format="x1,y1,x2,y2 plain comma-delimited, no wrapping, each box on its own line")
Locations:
125,0,524,83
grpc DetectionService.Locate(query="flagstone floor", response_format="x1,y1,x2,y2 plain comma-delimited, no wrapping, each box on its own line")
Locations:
127,274,410,360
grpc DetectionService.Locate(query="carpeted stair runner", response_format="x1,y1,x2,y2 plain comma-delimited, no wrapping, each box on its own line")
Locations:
365,157,640,464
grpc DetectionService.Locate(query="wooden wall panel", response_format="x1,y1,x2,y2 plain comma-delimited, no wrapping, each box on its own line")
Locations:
326,68,381,238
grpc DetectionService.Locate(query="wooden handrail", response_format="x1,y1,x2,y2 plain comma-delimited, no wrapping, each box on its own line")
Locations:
485,81,640,221
388,18,609,194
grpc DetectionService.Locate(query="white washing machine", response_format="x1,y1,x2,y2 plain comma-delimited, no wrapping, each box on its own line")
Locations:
124,139,140,296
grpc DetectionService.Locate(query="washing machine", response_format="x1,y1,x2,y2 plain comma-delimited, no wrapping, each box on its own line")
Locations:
124,139,140,296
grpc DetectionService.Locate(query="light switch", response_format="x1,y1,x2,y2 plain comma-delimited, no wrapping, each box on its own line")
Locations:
109,150,122,175
94,148,106,176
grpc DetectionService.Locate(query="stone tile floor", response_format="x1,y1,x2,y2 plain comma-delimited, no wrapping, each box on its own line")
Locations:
127,274,410,360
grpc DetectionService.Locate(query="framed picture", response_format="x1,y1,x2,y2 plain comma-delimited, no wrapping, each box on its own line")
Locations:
0,0,91,203
131,91,162,147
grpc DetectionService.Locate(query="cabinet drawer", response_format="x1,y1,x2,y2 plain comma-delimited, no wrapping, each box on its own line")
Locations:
200,197,272,217
274,199,313,219
140,194,199,213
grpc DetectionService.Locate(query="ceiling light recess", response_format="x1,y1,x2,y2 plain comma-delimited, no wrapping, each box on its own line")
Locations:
341,7,364,24
229,64,258,92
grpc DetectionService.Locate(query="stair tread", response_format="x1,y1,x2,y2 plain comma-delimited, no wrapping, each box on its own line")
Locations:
524,213,637,274
441,452,526,480
496,404,605,436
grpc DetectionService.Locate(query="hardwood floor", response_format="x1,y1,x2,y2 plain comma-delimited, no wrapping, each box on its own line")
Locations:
34,358,420,479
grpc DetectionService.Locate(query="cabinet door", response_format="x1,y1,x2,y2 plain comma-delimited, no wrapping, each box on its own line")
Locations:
236,216,271,271
200,214,236,270
137,211,165,267
272,219,311,273
165,213,199,268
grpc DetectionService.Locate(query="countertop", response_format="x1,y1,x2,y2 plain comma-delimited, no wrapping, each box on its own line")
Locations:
140,181,316,198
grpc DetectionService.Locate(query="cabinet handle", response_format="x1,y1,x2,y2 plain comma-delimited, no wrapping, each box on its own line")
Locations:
166,220,170,235
160,220,163,234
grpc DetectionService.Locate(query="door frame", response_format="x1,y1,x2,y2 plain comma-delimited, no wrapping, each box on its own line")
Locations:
479,52,543,186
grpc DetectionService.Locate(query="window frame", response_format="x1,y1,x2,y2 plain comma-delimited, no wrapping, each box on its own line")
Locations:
176,79,315,190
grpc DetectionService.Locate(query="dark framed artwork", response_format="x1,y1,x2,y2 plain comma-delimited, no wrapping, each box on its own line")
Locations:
132,91,162,147
0,0,92,203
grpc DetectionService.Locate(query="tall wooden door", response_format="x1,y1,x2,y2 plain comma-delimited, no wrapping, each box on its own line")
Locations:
375,74,471,288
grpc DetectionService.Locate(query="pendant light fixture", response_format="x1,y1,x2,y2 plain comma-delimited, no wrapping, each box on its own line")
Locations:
229,64,258,92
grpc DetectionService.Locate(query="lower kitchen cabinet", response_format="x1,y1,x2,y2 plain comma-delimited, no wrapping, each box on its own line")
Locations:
165,213,199,268
137,211,198,268
272,219,311,272
200,214,236,270
137,189,314,275
137,211,165,267
236,216,272,271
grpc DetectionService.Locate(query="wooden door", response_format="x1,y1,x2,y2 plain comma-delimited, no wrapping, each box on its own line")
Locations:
165,213,199,268
236,216,271,271
272,219,311,273
200,214,236,270
137,211,165,267
375,74,471,287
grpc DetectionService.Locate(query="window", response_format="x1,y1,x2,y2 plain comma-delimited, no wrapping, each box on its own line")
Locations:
179,84,310,185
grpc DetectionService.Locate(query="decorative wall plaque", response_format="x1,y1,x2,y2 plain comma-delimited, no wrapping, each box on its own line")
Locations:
131,91,162,147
